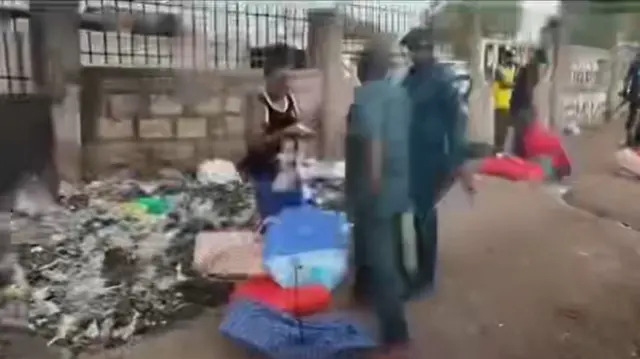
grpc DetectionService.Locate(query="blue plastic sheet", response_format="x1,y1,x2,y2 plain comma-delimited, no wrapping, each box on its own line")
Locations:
220,299,376,359
263,206,350,289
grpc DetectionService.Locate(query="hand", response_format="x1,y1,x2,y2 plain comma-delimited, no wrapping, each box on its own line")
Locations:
281,124,314,138
456,165,477,196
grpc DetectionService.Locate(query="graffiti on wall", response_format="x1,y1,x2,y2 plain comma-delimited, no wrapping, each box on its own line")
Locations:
562,92,606,126
563,58,606,126
569,61,600,87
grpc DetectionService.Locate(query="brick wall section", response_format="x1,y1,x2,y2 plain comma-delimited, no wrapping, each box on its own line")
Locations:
82,68,262,179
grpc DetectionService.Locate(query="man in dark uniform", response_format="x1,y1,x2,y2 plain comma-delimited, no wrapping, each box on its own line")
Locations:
622,51,640,146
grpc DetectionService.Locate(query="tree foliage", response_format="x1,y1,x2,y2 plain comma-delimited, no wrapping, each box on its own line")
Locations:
568,0,640,48
436,1,522,38
434,1,522,58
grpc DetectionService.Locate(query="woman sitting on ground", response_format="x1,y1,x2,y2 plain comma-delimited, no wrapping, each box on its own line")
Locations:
239,62,313,218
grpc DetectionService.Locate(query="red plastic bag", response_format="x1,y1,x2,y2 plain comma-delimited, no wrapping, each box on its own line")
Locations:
232,276,331,316
522,121,572,176
478,156,545,181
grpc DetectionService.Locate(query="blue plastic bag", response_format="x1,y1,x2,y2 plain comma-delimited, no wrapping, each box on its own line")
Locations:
220,299,376,359
263,206,350,290
253,177,303,218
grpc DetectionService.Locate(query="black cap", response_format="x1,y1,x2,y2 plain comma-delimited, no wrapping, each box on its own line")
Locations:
503,48,515,58
400,27,434,51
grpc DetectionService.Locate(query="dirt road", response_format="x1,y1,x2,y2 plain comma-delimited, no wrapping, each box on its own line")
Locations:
11,121,640,359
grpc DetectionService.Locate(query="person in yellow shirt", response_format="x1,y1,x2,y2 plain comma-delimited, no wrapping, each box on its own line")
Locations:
493,49,517,153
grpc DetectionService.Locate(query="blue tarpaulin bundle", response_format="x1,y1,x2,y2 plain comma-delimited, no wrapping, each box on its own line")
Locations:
263,206,350,289
220,299,376,359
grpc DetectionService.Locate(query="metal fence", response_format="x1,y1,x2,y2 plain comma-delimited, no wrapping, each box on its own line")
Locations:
78,0,421,69
0,0,31,94
0,0,420,93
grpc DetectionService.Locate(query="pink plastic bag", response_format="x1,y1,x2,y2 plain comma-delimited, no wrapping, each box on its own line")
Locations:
192,230,264,280
523,120,572,176
478,156,545,181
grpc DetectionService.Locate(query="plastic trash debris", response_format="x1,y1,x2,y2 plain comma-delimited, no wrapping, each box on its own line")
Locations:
13,176,58,217
135,196,170,215
197,159,241,185
563,121,581,136
11,175,256,352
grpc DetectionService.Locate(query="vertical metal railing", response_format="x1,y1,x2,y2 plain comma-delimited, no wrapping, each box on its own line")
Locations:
77,1,417,70
0,0,31,94
338,2,421,71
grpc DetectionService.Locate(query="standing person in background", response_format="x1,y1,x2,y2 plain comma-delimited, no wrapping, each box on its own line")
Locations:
239,58,313,219
400,27,476,304
621,51,640,146
509,48,547,156
345,40,413,359
493,48,517,153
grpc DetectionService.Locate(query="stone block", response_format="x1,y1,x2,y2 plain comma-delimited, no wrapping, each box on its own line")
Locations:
176,117,207,138
149,95,182,116
225,96,243,113
86,142,145,176
195,97,223,115
211,135,245,159
208,117,228,138
147,142,196,167
193,139,214,158
139,118,173,139
225,115,245,135
104,94,144,118
97,117,134,139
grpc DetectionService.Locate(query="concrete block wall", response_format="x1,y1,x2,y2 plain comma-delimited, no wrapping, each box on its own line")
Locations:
82,68,262,179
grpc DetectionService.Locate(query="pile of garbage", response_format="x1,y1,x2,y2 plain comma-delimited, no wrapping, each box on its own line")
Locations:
7,159,346,353
301,160,345,212
10,167,256,352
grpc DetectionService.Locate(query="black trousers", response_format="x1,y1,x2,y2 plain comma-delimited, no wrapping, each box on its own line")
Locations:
510,107,534,157
494,109,511,152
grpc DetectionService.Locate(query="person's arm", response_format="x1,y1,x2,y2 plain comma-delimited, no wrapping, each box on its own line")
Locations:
352,86,385,193
623,62,636,94
524,64,540,105
442,69,468,173
441,67,476,195
244,94,286,150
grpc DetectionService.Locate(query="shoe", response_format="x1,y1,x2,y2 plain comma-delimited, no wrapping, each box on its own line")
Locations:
403,284,434,302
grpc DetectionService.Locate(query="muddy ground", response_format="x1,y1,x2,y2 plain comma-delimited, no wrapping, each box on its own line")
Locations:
7,120,640,359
